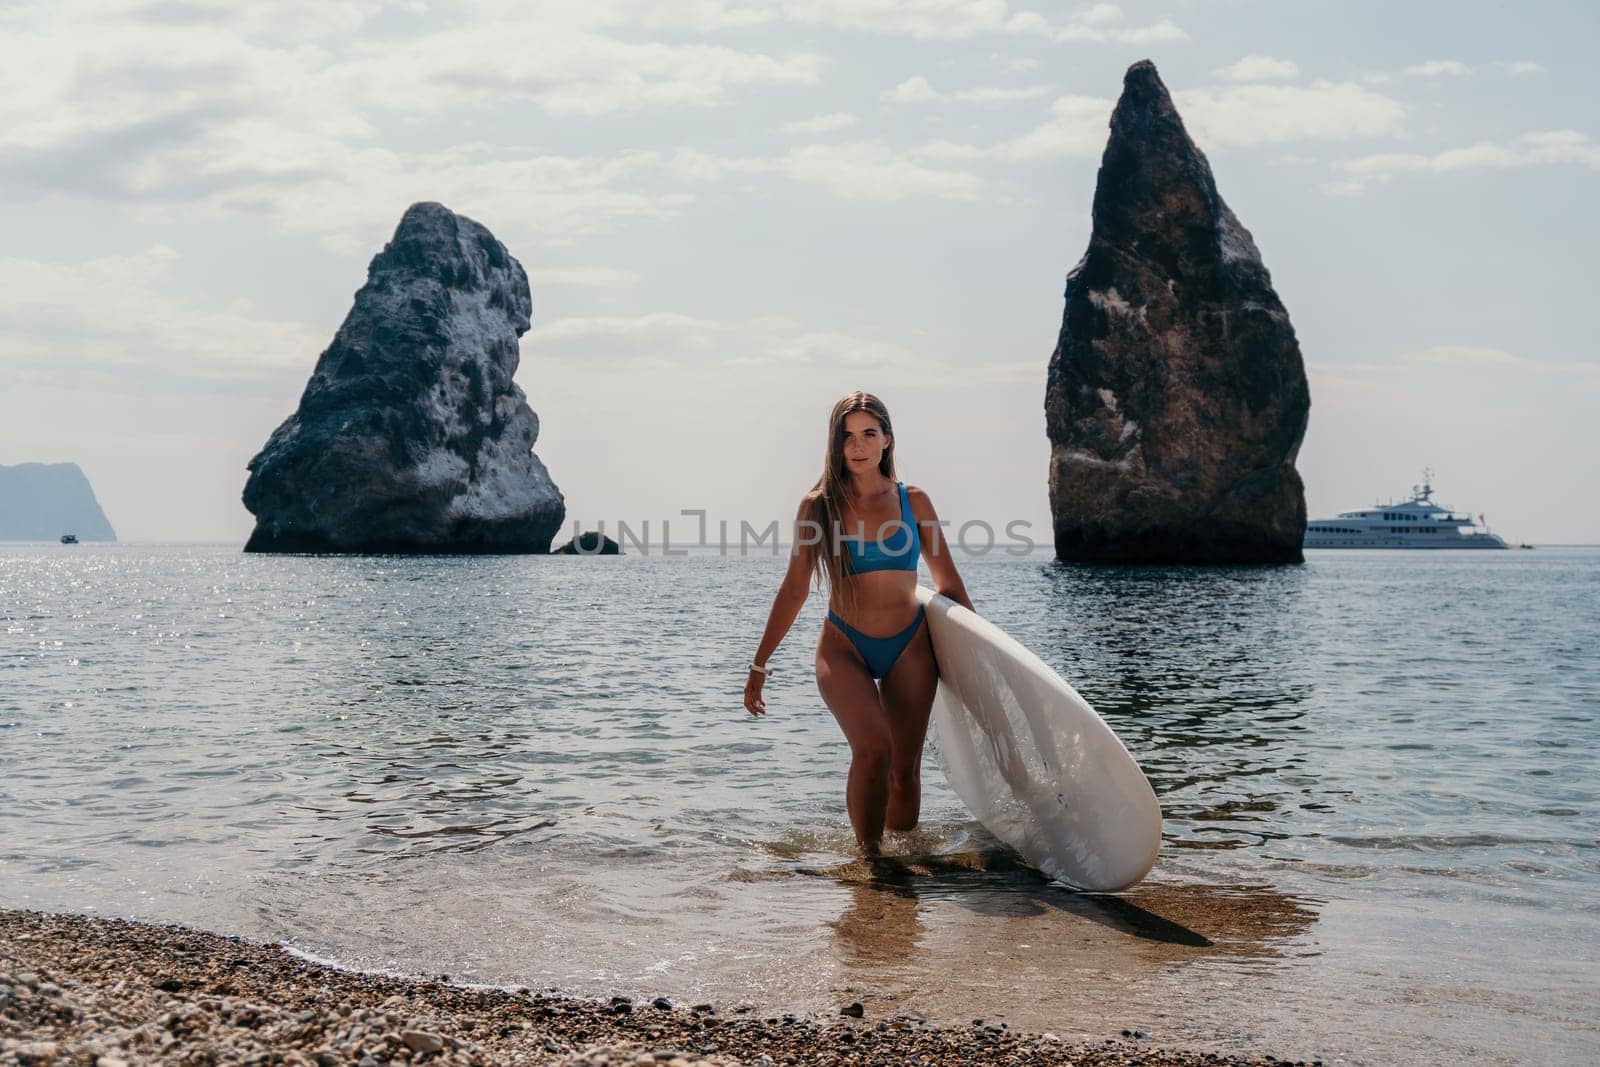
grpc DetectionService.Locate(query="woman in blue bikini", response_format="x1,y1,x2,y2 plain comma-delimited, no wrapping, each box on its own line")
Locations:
744,391,975,855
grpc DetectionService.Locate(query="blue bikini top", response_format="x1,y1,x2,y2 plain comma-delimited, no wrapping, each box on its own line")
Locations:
842,481,920,573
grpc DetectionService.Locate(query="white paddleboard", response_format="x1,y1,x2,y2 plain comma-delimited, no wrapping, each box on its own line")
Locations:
916,586,1161,891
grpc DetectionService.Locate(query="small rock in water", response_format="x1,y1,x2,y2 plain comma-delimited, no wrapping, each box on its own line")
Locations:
691,1003,714,1015
651,996,674,1011
839,1002,864,1018
401,1030,445,1054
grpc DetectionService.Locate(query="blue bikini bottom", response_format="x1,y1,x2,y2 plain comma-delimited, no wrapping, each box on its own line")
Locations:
826,605,927,680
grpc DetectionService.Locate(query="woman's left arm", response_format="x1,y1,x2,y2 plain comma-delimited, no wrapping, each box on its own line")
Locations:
907,485,975,613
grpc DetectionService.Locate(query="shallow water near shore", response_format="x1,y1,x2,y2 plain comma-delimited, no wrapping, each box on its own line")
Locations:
3,543,1597,1064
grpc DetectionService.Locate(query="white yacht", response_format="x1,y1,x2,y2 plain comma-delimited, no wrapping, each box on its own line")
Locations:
1305,472,1508,549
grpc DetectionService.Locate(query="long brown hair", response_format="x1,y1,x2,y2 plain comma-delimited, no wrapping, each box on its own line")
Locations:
802,391,898,616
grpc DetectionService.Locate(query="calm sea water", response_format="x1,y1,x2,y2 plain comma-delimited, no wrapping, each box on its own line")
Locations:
2,543,1597,1065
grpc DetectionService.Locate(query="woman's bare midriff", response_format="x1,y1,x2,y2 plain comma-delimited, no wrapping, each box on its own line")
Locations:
827,570,921,635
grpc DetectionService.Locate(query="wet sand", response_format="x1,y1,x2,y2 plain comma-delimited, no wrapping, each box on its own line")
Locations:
0,909,1309,1066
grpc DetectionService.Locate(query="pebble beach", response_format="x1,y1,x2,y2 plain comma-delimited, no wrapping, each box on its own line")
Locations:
1,910,1302,1067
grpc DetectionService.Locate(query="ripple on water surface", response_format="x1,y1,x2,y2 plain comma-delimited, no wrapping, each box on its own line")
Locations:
2,543,1598,1063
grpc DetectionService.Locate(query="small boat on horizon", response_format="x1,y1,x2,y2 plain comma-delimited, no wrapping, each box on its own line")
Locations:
1305,471,1508,550
60,533,78,544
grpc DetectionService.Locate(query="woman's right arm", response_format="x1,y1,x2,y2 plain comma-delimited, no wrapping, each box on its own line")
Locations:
744,496,821,717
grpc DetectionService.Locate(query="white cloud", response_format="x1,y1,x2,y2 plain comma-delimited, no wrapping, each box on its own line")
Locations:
1174,81,1406,149
748,0,1051,39
5,1,1043,248
0,3,829,168
665,140,983,201
784,141,985,200
530,308,1036,388
587,0,1115,40
672,0,1181,43
1404,59,1471,78
881,75,1051,105
0,246,326,386
0,0,829,237
952,84,1053,103
924,79,1405,165
1213,55,1300,82
912,95,1112,162
1075,2,1123,25
992,54,1041,73
338,26,826,120
531,310,922,371
1312,347,1599,409
884,75,943,104
1400,345,1598,380
219,146,694,254
1495,60,1545,76
781,112,860,135
1055,3,1186,43
993,95,1117,159
528,266,640,288
537,310,734,348
1325,130,1600,195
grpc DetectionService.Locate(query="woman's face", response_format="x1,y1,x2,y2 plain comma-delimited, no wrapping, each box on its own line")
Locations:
841,410,889,472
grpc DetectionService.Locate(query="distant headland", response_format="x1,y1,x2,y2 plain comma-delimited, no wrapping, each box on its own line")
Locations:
0,462,117,541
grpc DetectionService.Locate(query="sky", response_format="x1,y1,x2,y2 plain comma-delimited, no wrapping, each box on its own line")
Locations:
1,0,1596,545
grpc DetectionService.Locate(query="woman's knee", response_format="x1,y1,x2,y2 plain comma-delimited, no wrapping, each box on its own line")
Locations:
851,729,893,772
889,759,920,792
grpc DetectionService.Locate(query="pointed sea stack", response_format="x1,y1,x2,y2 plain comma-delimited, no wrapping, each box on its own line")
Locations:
1045,61,1310,564
243,202,565,553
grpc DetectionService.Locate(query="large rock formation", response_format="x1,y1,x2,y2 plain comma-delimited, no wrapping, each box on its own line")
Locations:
1045,61,1310,564
243,202,564,553
0,462,116,541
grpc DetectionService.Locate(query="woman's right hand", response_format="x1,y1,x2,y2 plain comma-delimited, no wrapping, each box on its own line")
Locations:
743,670,767,717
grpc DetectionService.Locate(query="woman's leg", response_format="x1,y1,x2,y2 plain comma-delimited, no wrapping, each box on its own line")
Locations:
816,620,893,854
879,617,937,832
